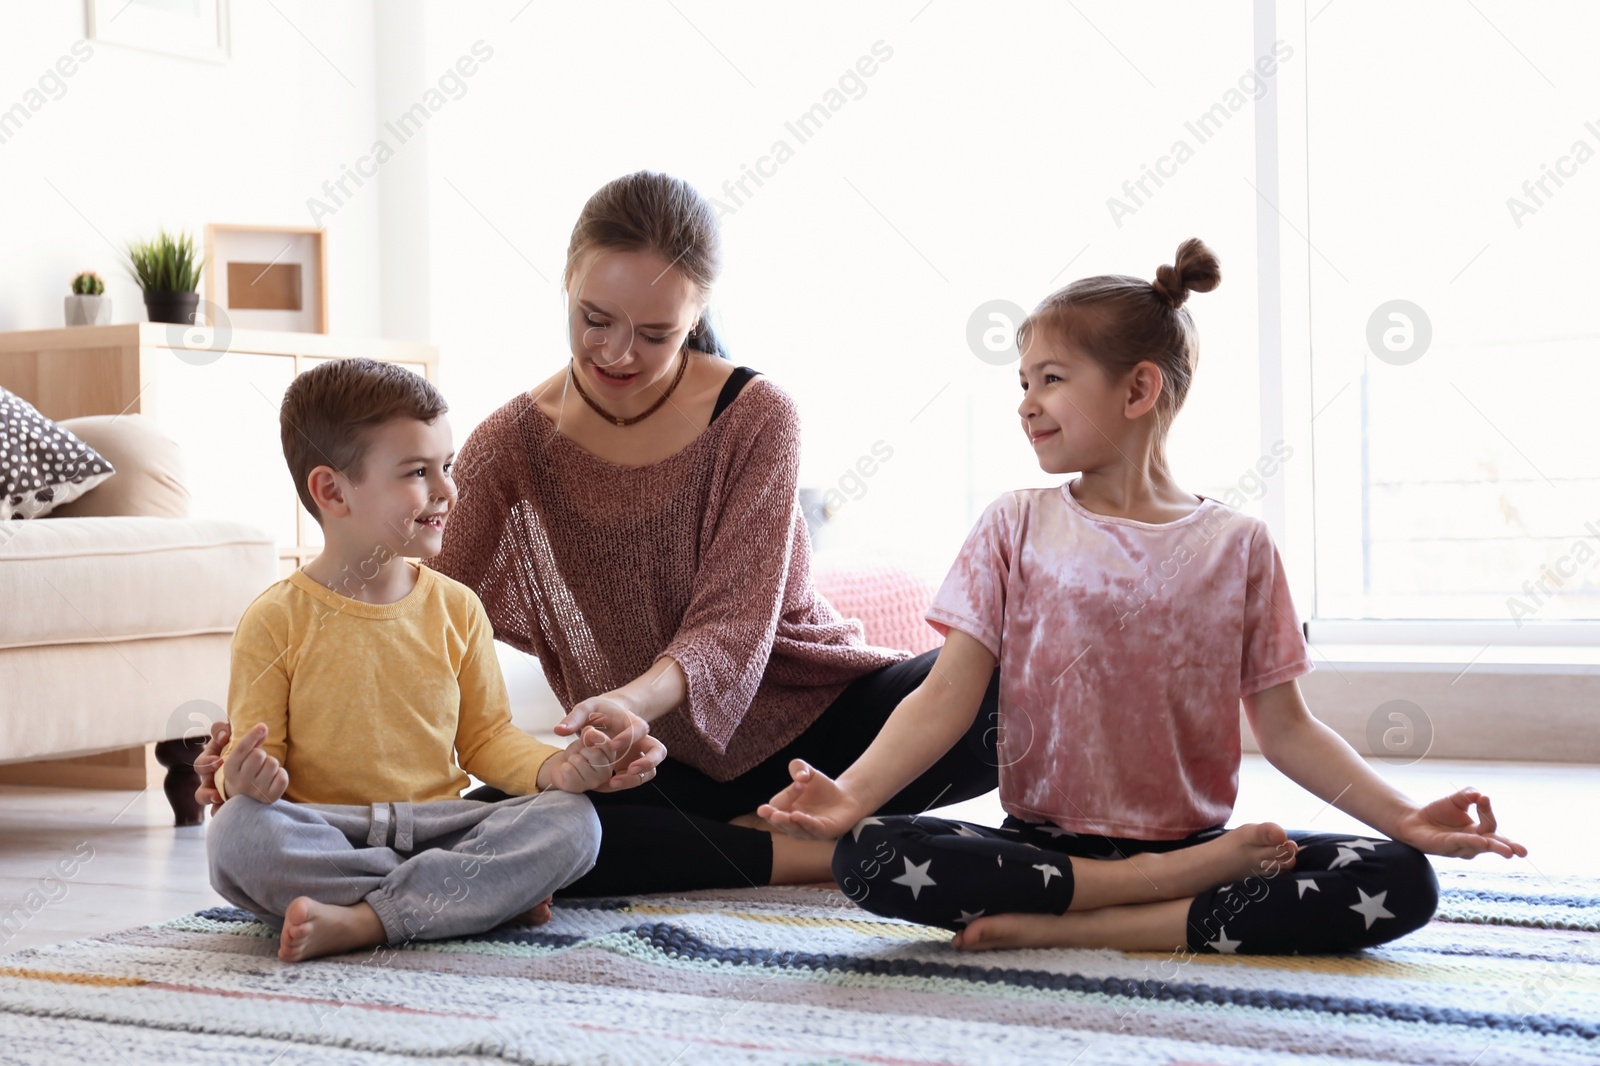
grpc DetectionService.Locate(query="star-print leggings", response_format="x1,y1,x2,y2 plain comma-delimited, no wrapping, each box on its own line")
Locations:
832,814,1440,955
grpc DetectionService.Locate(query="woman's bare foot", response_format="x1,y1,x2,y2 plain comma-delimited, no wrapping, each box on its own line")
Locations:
727,810,836,885
278,898,386,962
953,897,1191,952
1070,822,1296,911
771,834,837,885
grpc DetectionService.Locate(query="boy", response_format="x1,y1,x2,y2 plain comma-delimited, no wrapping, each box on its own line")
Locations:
204,358,662,962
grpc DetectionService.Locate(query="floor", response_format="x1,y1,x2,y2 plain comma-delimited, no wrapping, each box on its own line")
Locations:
1,754,1594,957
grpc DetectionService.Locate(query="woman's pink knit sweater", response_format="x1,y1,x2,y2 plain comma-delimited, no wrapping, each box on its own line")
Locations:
426,375,908,781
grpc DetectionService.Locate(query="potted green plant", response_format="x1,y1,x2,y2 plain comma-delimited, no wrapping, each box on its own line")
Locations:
64,270,111,326
124,229,206,324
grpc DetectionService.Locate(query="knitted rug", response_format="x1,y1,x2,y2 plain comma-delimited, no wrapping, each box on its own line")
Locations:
0,866,1594,1065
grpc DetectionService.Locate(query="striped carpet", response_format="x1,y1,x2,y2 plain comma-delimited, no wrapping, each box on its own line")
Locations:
0,865,1594,1064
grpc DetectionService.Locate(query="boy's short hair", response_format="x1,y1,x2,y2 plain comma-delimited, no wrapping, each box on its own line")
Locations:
280,358,447,525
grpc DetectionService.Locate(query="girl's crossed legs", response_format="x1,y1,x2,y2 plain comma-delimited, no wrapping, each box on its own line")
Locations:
835,814,1439,955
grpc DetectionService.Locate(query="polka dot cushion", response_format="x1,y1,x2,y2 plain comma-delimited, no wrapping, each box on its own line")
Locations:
1,387,115,520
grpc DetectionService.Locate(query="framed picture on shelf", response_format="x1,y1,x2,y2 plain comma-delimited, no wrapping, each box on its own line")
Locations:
204,224,328,334
86,0,231,65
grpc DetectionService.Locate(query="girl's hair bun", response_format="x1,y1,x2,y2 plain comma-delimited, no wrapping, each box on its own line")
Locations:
1151,238,1221,309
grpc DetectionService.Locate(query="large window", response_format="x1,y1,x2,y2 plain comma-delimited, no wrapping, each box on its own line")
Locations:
428,2,1272,582
427,1,1597,641
1305,2,1599,629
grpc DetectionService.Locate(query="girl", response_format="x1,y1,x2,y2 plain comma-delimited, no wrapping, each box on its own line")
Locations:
759,239,1526,955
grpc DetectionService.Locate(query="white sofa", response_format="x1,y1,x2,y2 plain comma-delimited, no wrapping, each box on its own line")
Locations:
0,414,279,823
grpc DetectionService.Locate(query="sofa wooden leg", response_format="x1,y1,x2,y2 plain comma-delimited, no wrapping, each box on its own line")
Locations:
154,737,208,827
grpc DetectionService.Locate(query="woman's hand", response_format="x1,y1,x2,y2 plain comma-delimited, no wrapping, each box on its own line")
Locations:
1393,787,1527,858
556,694,664,792
757,759,864,841
193,720,230,814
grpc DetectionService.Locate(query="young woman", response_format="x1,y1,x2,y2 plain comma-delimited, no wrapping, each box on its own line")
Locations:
425,171,1002,893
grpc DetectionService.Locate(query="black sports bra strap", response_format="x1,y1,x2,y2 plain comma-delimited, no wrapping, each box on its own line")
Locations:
710,366,760,424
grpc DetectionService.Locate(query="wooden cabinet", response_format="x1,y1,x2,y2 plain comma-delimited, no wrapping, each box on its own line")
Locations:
0,324,438,572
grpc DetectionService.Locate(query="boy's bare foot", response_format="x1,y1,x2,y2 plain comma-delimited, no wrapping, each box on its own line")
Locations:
509,896,554,926
278,897,386,963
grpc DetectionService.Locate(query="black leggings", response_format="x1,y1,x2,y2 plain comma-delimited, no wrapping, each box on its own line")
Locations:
833,814,1440,954
466,648,1000,896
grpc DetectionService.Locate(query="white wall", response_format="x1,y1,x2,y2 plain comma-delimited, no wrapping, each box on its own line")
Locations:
0,1,383,337
399,1,1270,584
3,0,1274,583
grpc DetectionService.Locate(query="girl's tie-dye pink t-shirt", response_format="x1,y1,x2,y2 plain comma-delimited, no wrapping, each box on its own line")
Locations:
925,480,1314,840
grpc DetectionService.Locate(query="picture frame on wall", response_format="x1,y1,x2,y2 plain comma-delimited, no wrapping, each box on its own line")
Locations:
204,224,329,335
86,0,232,65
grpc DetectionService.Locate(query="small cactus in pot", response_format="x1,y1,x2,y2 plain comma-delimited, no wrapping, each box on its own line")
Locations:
64,270,111,326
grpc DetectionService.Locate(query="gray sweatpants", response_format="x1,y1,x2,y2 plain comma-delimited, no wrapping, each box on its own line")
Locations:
206,790,601,945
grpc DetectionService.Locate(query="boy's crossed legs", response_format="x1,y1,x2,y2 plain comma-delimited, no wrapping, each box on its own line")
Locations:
207,790,600,961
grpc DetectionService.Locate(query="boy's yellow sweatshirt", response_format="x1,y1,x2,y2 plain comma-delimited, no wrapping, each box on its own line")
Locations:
215,562,561,804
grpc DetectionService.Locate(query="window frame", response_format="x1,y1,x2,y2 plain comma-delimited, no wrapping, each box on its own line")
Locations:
1258,0,1599,661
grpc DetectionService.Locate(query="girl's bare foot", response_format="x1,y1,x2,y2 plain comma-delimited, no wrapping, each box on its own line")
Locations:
278,898,386,962
1144,821,1296,896
1069,822,1296,911
953,897,1191,952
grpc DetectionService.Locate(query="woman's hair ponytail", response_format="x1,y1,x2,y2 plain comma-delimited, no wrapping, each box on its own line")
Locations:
685,307,727,358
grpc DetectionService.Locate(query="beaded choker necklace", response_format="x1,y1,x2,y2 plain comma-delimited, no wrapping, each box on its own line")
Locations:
568,350,688,426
